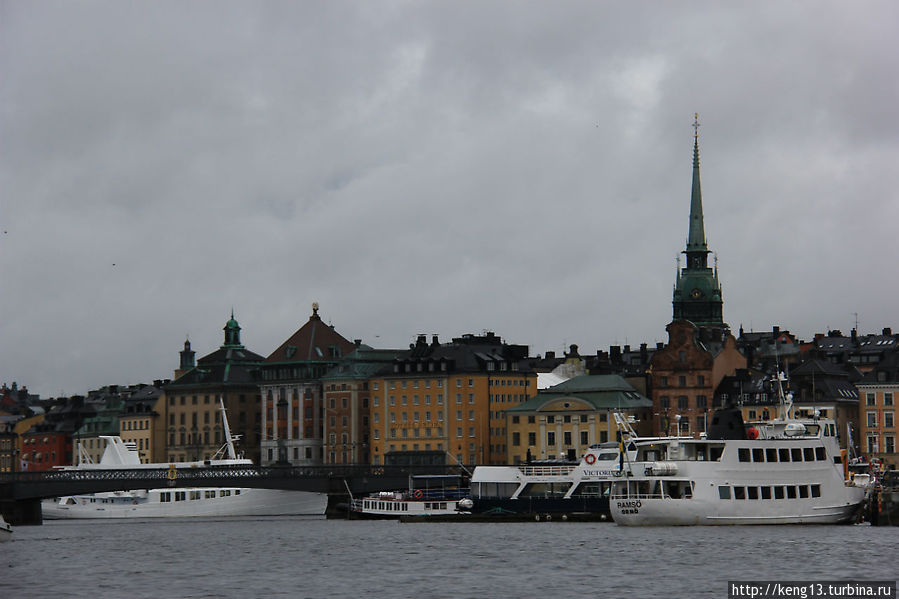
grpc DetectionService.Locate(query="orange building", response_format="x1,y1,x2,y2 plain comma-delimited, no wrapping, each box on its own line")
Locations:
369,333,537,466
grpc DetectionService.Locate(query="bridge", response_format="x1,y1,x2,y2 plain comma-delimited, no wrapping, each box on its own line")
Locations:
0,463,468,525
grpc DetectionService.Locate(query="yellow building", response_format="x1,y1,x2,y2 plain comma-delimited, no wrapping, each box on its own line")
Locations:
369,333,538,466
505,375,653,464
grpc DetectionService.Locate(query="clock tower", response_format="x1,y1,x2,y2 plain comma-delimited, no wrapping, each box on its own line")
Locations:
672,114,725,330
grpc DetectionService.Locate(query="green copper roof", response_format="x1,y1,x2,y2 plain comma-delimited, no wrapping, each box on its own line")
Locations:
507,374,652,412
686,129,708,253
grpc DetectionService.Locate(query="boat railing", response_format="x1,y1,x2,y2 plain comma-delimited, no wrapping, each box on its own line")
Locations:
517,465,577,476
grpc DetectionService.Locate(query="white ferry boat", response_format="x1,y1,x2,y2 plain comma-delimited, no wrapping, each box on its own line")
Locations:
42,401,327,519
0,514,11,542
349,475,471,519
469,441,638,518
610,374,868,526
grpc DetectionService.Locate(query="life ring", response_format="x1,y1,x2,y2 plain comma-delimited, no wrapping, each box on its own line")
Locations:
413,490,423,499
746,427,759,440
584,453,597,465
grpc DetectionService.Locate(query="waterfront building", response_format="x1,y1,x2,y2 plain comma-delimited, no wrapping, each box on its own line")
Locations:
258,303,356,466
737,326,801,372
368,332,537,466
118,384,165,463
856,352,899,470
20,396,93,470
321,345,403,464
788,358,859,451
806,328,898,373
163,313,264,463
649,117,746,436
504,374,653,464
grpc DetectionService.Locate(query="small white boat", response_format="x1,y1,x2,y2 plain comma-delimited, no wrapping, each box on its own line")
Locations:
42,400,327,519
0,514,11,542
610,373,868,526
349,475,471,519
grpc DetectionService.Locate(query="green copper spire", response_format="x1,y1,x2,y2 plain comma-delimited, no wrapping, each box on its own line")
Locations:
686,113,708,253
223,311,244,348
672,113,724,328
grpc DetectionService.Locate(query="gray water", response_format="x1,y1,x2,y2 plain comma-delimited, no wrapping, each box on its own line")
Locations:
2,517,895,599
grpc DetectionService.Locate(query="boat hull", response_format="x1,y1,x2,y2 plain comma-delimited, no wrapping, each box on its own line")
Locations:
42,488,327,519
612,494,866,526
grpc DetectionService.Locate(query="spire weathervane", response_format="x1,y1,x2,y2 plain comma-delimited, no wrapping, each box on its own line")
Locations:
693,112,701,139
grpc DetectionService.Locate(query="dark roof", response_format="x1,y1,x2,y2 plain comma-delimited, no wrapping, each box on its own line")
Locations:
508,374,652,412
265,309,356,364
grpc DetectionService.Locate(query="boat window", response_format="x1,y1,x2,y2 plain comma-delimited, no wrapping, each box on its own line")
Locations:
761,486,772,500
709,446,723,461
175,492,186,501
738,448,750,462
160,492,171,503
791,448,803,462
803,447,815,462
520,482,572,497
798,485,809,499
774,486,785,499
815,447,826,461
571,482,611,497
765,448,778,463
786,486,797,499
596,453,618,461
718,486,731,500
734,486,746,500
779,448,790,462
752,448,764,462
747,487,759,500
66,498,77,505
811,484,821,498
439,503,447,509
235,490,241,495
473,482,519,499
190,491,201,500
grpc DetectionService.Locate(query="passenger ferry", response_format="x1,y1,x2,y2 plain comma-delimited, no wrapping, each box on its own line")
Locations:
610,373,868,526
42,401,327,519
469,432,645,518
349,475,471,519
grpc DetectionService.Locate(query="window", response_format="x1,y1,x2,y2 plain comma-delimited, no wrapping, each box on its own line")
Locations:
774,486,785,499
752,448,764,462
563,431,572,445
765,448,777,462
803,447,815,462
678,396,688,409
580,431,588,445
779,448,790,462
512,432,520,446
738,448,750,462
867,435,878,454
697,375,705,386
885,411,894,428
528,415,535,424
885,392,894,406
790,448,802,462
885,436,895,453
866,392,876,406
678,375,686,387
718,486,731,499
547,432,556,446
734,487,745,500
528,432,536,446
760,486,772,500
660,396,670,409
867,411,878,428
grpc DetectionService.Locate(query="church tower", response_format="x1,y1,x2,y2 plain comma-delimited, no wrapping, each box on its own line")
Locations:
672,114,725,331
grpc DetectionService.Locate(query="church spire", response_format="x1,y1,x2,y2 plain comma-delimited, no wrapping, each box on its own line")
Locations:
685,113,709,263
672,113,724,329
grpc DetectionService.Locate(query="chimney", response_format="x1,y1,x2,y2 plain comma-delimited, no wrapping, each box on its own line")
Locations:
432,335,440,346
545,351,556,360
883,327,892,336
773,325,780,337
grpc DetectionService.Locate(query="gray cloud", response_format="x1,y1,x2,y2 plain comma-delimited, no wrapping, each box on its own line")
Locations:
2,1,897,397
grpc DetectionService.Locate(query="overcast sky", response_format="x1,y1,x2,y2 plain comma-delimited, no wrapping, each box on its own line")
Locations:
2,1,897,398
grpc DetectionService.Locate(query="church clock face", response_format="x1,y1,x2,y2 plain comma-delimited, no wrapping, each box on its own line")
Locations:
691,288,703,299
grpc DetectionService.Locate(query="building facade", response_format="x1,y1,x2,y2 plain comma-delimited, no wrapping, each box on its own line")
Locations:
163,313,264,463
258,304,357,465
505,375,653,464
369,332,537,466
